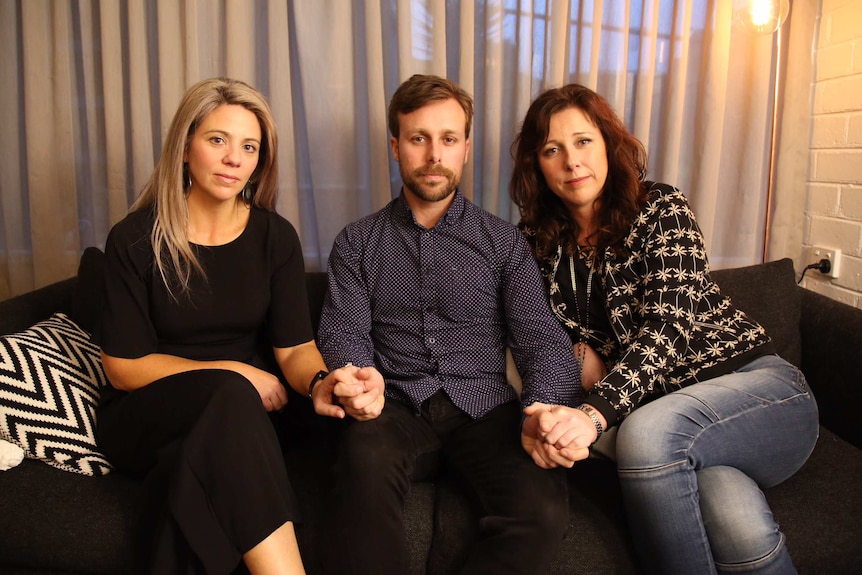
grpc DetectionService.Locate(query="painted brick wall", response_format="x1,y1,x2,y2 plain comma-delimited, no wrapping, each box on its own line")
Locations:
804,0,862,307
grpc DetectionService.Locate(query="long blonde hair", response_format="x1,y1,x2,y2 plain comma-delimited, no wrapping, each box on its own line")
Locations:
131,77,279,299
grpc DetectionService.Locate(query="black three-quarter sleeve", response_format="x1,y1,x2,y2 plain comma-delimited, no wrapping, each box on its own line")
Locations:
265,214,315,349
99,208,160,359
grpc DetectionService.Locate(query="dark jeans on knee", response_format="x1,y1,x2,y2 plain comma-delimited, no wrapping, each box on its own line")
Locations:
323,391,569,575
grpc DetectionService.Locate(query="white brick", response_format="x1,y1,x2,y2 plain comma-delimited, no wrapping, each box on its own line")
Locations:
821,0,860,14
813,83,826,113
808,216,862,255
813,149,862,182
802,214,813,246
803,0,862,306
835,253,862,291
849,113,862,145
841,186,862,219
807,184,841,215
802,278,859,307
811,114,847,147
828,2,862,45
816,43,854,80
817,75,862,113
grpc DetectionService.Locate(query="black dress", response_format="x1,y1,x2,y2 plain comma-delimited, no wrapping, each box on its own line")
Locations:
95,206,313,574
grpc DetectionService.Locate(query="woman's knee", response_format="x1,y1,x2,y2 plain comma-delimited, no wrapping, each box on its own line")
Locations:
203,369,262,409
616,400,697,469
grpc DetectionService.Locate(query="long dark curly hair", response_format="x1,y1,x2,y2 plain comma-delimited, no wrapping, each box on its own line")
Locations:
509,84,649,259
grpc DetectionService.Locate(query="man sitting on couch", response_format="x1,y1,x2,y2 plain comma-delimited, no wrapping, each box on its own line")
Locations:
313,74,582,575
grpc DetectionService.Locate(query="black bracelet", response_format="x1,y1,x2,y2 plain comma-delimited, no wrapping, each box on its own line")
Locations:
307,370,329,398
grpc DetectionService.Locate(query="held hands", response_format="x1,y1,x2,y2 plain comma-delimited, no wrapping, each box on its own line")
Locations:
310,364,386,421
520,341,608,468
521,402,600,468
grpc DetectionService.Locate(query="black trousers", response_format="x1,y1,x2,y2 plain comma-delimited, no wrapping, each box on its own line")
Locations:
322,391,569,575
96,369,299,575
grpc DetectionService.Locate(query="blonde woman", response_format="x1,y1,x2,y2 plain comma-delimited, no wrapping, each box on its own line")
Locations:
96,78,343,575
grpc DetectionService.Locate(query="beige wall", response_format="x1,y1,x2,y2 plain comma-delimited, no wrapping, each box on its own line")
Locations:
803,0,862,306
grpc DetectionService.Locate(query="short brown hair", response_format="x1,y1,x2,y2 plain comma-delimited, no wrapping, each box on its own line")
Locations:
387,74,474,139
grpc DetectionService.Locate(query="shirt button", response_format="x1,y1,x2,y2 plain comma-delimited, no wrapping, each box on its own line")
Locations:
428,337,436,345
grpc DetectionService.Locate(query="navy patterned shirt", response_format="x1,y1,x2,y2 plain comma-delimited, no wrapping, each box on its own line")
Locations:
317,190,582,419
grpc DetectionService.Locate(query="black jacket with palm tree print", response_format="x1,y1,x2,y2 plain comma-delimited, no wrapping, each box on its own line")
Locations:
522,182,772,427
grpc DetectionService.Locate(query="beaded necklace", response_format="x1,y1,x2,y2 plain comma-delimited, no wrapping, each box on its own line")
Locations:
569,249,593,369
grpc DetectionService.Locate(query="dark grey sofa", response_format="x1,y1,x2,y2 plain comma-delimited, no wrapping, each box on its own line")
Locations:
1,248,861,575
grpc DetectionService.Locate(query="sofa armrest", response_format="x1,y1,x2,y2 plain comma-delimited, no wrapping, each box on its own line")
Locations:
800,288,862,449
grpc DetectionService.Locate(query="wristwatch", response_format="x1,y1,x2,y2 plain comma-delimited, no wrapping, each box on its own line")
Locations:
576,404,603,442
307,370,329,399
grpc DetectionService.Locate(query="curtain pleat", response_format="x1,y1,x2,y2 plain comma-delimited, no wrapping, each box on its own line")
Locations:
657,0,690,187
362,0,394,217
127,0,156,195
457,0,475,201
225,0,256,85
687,1,732,253
632,0,659,147
1,0,797,300
22,0,80,288
267,0,301,236
98,1,132,225
0,1,28,296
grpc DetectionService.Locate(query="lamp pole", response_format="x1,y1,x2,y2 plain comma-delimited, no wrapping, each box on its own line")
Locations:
762,16,783,263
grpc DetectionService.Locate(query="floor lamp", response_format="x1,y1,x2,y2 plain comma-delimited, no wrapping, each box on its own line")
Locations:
733,0,791,263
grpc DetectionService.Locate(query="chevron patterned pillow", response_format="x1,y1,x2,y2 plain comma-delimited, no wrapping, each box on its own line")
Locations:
0,313,113,476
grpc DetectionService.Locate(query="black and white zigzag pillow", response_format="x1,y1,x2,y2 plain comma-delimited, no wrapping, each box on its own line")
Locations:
0,313,113,476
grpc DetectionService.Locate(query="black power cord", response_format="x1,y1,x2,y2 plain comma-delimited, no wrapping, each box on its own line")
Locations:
797,258,831,284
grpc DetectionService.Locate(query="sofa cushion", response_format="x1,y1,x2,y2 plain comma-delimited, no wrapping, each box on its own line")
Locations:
0,459,140,574
711,258,801,367
0,313,112,476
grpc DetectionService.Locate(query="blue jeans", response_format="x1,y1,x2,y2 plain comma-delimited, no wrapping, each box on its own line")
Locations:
615,355,819,575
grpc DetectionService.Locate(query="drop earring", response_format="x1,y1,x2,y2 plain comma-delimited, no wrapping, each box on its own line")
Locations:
183,164,192,194
241,185,253,205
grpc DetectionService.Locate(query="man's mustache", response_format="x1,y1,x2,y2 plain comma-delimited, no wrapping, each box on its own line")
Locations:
416,166,454,177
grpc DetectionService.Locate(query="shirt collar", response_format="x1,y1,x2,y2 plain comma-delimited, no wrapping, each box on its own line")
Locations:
394,187,466,229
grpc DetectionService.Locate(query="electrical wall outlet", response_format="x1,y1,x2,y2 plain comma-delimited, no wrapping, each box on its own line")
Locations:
810,246,842,279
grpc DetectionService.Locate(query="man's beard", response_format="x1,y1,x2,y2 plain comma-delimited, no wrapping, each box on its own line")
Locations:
401,165,460,202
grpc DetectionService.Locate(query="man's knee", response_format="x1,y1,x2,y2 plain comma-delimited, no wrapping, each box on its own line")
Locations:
512,469,569,537
333,421,415,490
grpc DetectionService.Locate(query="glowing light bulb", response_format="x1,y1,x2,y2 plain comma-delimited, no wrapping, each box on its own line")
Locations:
733,0,790,35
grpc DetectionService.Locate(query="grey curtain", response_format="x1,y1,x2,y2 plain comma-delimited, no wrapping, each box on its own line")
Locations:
0,0,804,300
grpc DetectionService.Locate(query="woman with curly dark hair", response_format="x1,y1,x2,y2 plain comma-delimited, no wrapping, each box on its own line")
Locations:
510,83,819,575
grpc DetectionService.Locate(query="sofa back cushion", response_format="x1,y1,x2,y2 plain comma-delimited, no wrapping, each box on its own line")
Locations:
710,258,801,368
70,247,107,337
